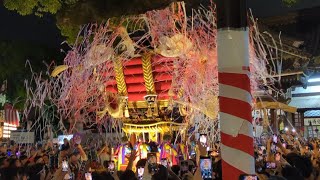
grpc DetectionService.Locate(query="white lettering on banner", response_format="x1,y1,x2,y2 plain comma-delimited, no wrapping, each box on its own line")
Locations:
304,118,320,126
10,132,34,144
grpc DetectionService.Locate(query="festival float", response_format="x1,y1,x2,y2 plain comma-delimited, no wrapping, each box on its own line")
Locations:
37,2,225,143
23,1,300,177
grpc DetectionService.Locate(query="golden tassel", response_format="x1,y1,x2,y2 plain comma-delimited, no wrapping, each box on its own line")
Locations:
167,97,173,111
146,105,153,117
153,103,159,116
124,106,130,118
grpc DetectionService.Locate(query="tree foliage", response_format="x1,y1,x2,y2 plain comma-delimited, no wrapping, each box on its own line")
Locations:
3,0,78,17
3,0,201,43
4,0,61,16
0,41,63,109
282,0,299,7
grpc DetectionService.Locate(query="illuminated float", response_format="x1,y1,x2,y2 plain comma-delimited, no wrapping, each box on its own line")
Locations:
26,1,296,173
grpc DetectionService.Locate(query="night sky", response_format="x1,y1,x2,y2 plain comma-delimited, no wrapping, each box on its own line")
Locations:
0,4,63,47
248,0,320,17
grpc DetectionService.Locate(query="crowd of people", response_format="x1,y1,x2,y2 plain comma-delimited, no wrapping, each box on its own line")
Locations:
0,130,318,180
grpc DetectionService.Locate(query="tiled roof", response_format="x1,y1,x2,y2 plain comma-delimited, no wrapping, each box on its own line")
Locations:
304,110,320,117
289,96,320,109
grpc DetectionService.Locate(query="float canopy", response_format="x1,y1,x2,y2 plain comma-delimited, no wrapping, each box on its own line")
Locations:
255,101,297,113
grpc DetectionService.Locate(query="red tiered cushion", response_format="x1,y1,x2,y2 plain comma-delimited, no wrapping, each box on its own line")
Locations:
104,55,175,101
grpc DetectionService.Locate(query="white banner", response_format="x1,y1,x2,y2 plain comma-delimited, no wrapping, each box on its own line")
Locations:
10,132,34,144
304,118,320,126
58,135,73,145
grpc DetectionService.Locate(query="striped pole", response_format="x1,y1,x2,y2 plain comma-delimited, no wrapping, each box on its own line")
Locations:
216,0,255,179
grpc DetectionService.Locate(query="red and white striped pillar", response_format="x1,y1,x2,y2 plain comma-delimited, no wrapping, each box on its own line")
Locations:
217,0,255,179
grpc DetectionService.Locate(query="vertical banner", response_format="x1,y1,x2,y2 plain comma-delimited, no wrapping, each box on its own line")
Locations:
4,104,20,126
0,110,4,139
217,0,255,179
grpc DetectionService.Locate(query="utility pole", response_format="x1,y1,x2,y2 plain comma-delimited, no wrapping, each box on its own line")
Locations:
216,0,255,179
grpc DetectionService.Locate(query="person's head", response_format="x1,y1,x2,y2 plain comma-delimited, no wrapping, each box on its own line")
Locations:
186,160,196,173
120,170,138,180
138,134,143,143
14,167,28,180
275,152,281,162
136,159,147,177
148,154,157,164
102,160,115,173
42,154,49,165
9,158,22,168
102,145,109,153
34,156,44,164
137,166,144,177
152,165,168,180
0,157,10,168
19,155,28,165
285,153,313,178
145,137,150,143
163,134,172,143
121,136,128,142
136,159,147,168
171,165,180,176
36,143,43,151
15,159,22,167
30,148,37,156
64,138,69,145
69,152,81,163
281,165,304,180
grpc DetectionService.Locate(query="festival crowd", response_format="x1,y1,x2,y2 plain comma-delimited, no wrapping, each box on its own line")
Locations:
0,130,318,180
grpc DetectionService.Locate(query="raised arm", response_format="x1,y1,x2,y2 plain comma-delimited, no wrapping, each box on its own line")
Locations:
77,144,88,161
97,145,106,156
126,149,137,171
167,166,181,180
266,138,275,162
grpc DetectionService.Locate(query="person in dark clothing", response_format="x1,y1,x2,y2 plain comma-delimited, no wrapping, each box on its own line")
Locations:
152,164,168,180
285,153,313,179
61,138,70,151
211,159,222,180
120,169,138,180
281,165,304,180
148,141,159,153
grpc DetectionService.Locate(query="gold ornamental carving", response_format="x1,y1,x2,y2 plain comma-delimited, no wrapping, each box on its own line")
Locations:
113,58,127,96
142,53,156,94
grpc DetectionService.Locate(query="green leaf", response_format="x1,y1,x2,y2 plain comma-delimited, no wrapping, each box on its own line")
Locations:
282,0,298,7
